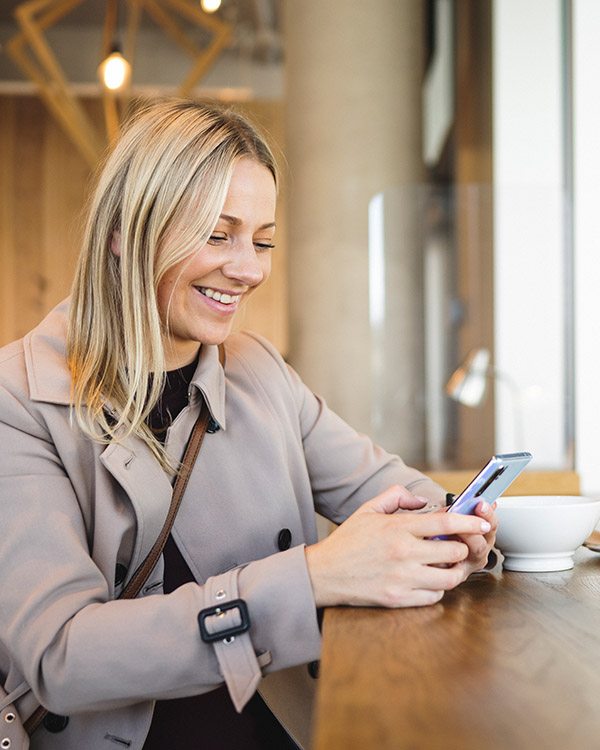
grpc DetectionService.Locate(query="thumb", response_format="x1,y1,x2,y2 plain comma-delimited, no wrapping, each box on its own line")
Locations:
357,485,428,516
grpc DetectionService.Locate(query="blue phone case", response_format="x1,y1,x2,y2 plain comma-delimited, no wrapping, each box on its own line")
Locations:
448,452,532,515
431,452,532,540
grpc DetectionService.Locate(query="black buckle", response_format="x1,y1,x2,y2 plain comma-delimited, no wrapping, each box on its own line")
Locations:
198,598,250,643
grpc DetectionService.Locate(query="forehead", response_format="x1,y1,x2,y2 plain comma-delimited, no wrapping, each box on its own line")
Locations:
219,159,277,217
225,158,276,196
167,158,276,236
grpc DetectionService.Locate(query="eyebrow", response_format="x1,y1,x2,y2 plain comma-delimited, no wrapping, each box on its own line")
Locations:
219,213,276,231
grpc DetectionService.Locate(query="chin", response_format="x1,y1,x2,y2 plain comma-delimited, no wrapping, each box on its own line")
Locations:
202,336,229,348
198,327,233,347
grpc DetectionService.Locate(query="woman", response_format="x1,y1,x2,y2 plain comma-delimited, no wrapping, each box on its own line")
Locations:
0,99,497,750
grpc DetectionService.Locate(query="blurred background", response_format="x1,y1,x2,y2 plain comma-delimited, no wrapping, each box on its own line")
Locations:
0,0,598,493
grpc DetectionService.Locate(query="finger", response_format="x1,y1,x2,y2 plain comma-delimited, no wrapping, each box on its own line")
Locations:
358,485,428,516
478,500,499,525
410,509,492,538
390,531,469,568
405,589,446,607
460,533,489,559
402,561,467,592
419,538,470,566
402,494,433,511
378,586,447,609
474,501,497,525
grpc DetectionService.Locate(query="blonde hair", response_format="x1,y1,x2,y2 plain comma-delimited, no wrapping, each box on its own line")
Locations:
67,98,278,469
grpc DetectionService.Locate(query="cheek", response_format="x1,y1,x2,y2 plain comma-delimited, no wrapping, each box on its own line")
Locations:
241,256,271,304
261,255,272,281
156,277,178,322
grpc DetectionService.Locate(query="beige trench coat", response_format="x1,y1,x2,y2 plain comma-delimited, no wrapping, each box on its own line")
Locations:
0,300,446,750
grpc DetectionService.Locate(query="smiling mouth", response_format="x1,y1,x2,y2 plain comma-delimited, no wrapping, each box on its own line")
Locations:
197,287,241,305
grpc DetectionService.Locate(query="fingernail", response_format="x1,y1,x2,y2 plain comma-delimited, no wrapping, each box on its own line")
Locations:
480,501,490,513
481,520,491,533
415,496,429,504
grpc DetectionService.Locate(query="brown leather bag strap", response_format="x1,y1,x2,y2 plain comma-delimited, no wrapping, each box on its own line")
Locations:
25,343,225,736
23,407,211,736
119,341,224,600
119,399,211,600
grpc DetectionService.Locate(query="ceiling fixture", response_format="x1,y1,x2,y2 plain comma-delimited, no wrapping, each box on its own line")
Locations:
99,47,131,91
201,0,222,12
6,0,232,167
98,1,130,92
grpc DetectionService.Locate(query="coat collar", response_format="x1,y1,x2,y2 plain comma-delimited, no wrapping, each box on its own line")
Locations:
188,342,227,430
23,298,227,429
23,298,73,406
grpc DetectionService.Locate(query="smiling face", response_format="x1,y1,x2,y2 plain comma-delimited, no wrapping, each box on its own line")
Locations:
156,157,277,369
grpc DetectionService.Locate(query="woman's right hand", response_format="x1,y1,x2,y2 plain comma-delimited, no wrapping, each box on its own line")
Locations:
304,485,492,609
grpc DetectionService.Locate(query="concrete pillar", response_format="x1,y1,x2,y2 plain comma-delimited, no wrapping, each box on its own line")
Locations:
283,0,426,461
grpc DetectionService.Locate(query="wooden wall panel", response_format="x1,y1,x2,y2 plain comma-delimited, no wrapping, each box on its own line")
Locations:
0,94,288,354
0,96,95,346
453,0,495,467
15,98,46,337
42,102,96,318
0,97,18,347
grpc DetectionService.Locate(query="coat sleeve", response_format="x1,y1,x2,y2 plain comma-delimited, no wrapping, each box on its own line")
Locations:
238,331,448,523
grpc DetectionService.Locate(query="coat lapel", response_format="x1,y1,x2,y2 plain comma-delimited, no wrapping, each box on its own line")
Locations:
100,438,173,574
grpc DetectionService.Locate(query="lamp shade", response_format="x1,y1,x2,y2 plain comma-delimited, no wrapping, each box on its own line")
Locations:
445,348,491,407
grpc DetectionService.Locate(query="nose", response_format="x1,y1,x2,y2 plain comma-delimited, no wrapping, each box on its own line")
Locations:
222,238,265,287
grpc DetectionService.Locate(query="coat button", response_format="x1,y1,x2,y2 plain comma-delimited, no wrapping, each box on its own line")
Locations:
307,660,320,679
206,418,220,434
43,713,69,733
277,528,292,551
114,563,128,587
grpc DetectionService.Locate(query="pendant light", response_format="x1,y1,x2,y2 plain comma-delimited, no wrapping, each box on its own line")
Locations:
99,45,131,91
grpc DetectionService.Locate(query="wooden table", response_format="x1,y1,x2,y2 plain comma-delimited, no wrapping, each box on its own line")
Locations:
312,548,600,749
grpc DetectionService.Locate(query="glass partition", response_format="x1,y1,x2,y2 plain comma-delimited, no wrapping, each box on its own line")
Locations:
368,182,572,473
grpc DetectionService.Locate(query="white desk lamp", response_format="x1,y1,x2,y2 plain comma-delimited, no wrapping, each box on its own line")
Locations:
445,347,524,448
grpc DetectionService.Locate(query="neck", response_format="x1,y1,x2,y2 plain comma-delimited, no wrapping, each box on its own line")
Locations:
163,343,202,371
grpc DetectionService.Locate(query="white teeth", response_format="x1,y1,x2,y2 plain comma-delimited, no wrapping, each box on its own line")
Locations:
200,287,240,305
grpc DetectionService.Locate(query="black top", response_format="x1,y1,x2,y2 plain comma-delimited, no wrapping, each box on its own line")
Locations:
142,356,297,750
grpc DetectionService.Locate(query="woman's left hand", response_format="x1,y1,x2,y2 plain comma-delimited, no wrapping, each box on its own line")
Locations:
455,500,498,575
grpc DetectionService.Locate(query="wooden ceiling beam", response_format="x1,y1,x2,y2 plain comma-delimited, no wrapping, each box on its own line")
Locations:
5,0,234,166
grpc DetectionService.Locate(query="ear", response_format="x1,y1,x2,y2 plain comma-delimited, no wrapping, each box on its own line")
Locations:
110,230,122,257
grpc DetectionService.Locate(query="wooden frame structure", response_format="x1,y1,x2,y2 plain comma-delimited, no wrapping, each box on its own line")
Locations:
5,0,232,167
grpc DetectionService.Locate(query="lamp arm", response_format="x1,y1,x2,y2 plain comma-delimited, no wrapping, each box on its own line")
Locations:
487,367,525,449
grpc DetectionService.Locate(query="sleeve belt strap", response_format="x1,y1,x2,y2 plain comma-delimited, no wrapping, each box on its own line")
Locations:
200,569,262,712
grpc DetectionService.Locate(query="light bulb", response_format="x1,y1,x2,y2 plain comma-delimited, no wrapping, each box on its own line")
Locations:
99,50,130,90
201,0,221,12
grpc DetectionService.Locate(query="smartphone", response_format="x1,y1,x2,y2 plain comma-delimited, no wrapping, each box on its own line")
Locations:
447,452,532,515
432,452,532,540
